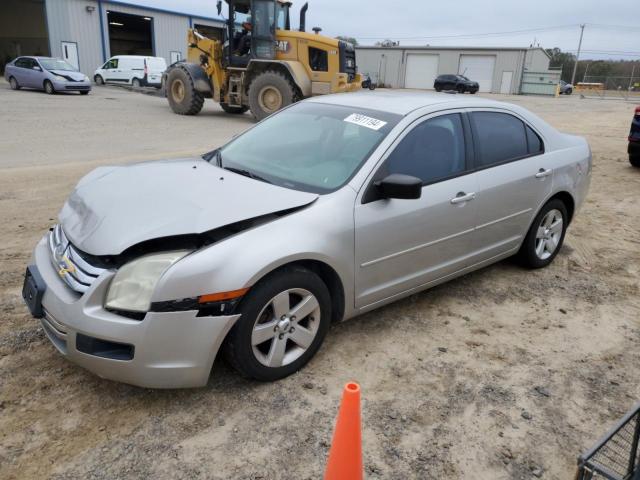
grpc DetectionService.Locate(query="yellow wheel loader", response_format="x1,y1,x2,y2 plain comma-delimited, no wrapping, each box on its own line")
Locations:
165,0,363,120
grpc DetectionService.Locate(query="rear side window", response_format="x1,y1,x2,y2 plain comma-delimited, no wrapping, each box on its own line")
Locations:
526,125,544,155
15,58,29,68
383,113,467,185
309,47,328,72
471,112,529,167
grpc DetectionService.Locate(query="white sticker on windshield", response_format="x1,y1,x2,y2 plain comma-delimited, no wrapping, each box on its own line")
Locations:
344,113,387,131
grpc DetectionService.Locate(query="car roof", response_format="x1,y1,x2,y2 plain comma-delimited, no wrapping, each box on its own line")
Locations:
306,90,508,116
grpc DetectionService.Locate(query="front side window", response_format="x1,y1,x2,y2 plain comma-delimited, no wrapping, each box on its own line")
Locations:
104,59,118,69
218,102,401,193
309,47,328,72
381,113,467,185
471,111,529,167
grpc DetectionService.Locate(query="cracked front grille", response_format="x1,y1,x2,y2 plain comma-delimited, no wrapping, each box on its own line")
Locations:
48,224,106,294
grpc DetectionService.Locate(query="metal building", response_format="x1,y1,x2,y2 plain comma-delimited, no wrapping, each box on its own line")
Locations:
356,46,558,94
1,0,224,75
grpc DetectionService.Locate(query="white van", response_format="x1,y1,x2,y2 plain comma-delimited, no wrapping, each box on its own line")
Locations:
94,56,167,88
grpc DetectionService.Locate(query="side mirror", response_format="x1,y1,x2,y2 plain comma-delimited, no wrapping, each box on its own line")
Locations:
376,174,422,200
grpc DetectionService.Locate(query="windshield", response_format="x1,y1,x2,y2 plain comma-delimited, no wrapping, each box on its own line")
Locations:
458,75,469,81
39,58,76,71
217,102,401,193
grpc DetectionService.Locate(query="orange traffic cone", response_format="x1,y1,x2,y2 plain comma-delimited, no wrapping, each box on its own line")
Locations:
324,382,363,480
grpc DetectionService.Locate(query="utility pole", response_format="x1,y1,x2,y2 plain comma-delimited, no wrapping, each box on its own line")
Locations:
571,24,585,86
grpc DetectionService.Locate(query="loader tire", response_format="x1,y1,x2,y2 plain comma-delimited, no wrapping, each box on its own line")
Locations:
248,71,296,121
220,103,249,114
167,67,205,115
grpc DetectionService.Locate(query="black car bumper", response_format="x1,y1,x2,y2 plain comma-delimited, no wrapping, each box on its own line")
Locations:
629,140,640,159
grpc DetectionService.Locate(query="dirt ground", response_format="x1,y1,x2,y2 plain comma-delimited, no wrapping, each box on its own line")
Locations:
1,81,639,480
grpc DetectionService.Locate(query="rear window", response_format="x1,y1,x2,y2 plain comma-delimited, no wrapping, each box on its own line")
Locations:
471,112,529,167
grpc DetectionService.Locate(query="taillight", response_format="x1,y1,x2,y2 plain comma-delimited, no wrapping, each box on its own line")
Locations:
636,106,640,116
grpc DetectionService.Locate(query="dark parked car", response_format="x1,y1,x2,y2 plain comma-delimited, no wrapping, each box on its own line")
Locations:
630,106,640,167
4,56,91,94
434,74,479,94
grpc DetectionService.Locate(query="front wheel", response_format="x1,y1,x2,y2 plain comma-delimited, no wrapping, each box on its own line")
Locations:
248,70,296,121
166,67,205,115
94,75,104,85
224,267,332,381
44,80,55,94
630,156,640,168
457,85,465,94
566,88,573,95
518,199,568,268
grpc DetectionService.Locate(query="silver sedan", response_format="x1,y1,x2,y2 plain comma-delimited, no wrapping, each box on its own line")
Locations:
5,57,91,94
23,91,591,388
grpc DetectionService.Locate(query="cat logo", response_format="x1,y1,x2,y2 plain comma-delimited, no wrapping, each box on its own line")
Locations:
276,40,290,53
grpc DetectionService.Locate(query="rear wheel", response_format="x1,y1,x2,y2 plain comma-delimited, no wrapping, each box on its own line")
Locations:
166,67,204,115
94,75,104,85
9,77,20,90
44,80,55,94
132,78,141,88
518,199,568,269
248,70,296,121
220,103,249,114
630,156,640,168
224,267,331,381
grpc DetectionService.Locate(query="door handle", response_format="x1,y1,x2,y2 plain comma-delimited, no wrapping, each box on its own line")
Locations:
450,192,476,204
535,168,552,179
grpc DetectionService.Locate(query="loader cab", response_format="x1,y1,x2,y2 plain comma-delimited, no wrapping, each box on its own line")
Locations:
223,0,291,67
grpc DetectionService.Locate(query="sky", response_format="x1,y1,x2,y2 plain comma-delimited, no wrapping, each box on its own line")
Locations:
124,0,640,60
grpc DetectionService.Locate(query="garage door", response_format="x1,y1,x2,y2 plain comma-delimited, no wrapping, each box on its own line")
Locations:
458,55,496,92
404,54,439,90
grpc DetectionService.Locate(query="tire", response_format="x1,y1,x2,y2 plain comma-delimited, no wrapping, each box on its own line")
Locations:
94,75,104,86
132,78,141,88
166,67,205,115
248,70,296,121
630,156,640,168
518,199,569,269
566,88,573,95
224,267,332,381
44,80,55,95
220,103,249,114
435,85,442,92
470,90,478,94
80,91,89,95
9,77,20,90
456,85,465,94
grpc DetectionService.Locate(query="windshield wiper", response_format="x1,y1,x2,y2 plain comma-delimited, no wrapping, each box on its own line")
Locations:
223,167,272,184
202,148,223,167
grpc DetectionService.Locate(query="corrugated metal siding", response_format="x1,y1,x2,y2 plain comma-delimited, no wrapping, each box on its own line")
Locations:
356,47,531,94
46,0,104,76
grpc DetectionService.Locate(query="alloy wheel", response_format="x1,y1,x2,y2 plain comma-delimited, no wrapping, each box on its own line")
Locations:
535,209,563,260
251,288,321,368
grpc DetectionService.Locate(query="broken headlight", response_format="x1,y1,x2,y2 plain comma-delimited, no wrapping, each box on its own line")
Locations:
105,251,191,313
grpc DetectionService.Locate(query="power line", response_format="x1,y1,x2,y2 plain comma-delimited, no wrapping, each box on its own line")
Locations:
356,24,579,41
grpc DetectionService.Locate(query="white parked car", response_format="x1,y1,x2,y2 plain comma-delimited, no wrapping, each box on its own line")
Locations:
93,55,167,88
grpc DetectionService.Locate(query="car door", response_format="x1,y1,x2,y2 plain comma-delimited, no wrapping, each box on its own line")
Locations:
12,58,33,87
22,58,42,88
354,111,478,309
102,58,121,83
469,110,552,260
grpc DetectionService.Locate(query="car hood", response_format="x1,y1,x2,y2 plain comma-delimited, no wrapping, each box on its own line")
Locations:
49,69,86,81
59,157,319,256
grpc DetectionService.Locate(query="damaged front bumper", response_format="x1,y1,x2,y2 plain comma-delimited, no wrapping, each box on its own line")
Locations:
29,236,239,388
